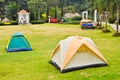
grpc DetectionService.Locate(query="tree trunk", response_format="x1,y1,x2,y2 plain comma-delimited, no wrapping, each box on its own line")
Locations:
60,0,64,17
46,4,49,17
54,6,57,18
116,5,119,33
105,0,109,30
105,13,108,30
38,10,40,20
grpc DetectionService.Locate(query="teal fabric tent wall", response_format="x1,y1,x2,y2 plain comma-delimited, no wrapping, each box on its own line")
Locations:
6,32,32,52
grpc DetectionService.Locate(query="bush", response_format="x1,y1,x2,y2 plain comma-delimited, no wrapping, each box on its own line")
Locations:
109,17,116,24
119,18,120,25
64,20,80,24
63,18,71,22
42,13,47,21
71,20,80,24
112,32,120,37
63,18,80,24
11,21,18,25
0,22,11,26
0,22,4,26
0,21,18,25
31,20,45,24
72,16,82,21
3,22,11,25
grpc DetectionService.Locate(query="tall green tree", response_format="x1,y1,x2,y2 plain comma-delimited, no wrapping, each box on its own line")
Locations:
54,6,57,18
60,0,64,17
115,0,120,33
47,0,59,18
4,2,18,20
64,6,75,18
104,0,110,30
28,0,46,20
0,0,4,18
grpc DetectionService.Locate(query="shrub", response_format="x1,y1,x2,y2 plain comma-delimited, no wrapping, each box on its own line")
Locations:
71,20,80,24
63,18,80,24
42,13,47,21
31,20,45,24
119,18,120,25
3,22,11,25
63,18,71,22
72,16,82,21
64,20,80,24
108,17,116,24
11,21,18,25
112,32,120,37
0,22,4,26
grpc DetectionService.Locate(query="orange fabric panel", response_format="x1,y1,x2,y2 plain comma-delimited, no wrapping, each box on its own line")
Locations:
81,40,108,63
61,38,82,70
51,36,108,70
61,38,108,70
50,44,60,59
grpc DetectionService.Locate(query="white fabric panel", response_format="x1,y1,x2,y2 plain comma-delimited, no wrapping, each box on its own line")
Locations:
51,48,62,67
51,36,105,70
83,37,102,54
64,51,105,69
52,37,73,67
83,37,97,48
59,37,73,65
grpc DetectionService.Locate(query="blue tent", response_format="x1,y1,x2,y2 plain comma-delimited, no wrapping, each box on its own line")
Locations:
6,32,32,52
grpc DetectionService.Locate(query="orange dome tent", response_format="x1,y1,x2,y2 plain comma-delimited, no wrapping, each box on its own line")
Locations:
50,36,108,73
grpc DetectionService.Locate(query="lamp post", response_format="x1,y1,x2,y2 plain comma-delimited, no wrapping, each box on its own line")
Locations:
48,15,51,23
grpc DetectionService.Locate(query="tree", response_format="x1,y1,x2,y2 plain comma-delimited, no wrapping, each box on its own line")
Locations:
21,0,29,11
28,0,46,20
54,6,57,18
4,2,18,20
60,0,64,17
0,0,4,18
112,0,120,36
99,0,111,32
46,1,49,18
115,0,120,33
1,0,120,23
47,0,59,18
68,6,75,18
105,0,109,30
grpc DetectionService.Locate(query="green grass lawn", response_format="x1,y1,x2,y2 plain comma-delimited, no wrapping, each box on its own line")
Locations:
0,23,120,80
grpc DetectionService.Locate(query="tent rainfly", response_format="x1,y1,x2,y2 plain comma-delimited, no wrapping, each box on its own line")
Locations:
6,32,32,52
50,36,108,73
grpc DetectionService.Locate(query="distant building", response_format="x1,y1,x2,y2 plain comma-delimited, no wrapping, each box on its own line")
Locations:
18,9,30,24
64,13,80,18
2,17,10,23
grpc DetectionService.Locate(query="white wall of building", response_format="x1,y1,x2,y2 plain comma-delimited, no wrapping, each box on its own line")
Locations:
18,14,30,24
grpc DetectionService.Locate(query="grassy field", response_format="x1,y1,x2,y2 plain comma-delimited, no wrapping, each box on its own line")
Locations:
0,23,120,80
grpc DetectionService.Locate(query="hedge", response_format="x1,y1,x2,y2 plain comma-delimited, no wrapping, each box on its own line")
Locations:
31,20,45,24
